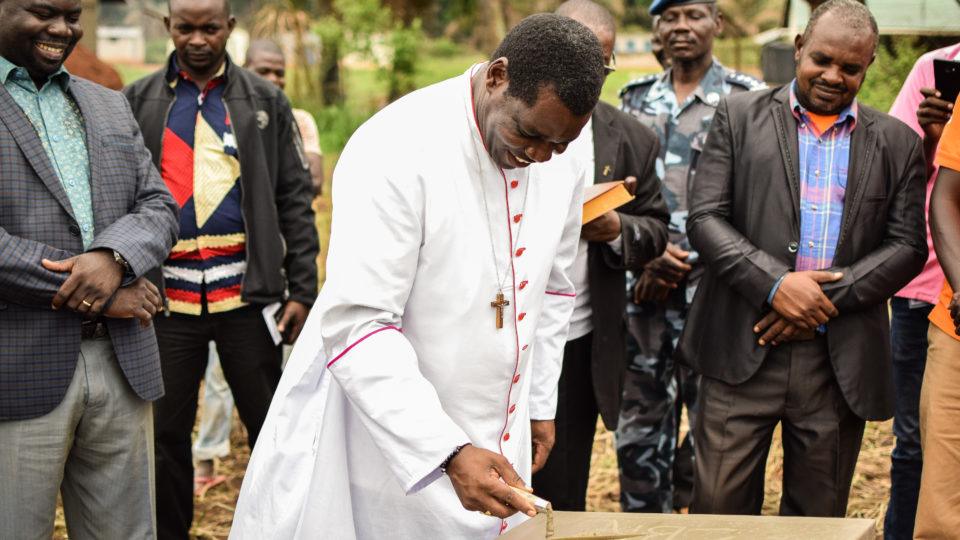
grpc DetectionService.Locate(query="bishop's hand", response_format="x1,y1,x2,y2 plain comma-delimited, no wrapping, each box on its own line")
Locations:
446,445,537,519
530,419,555,474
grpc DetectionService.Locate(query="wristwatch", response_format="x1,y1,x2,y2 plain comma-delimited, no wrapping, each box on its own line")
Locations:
112,250,130,272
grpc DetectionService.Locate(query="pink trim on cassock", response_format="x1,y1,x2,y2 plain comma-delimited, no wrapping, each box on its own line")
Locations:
467,70,522,460
326,326,402,368
545,291,576,298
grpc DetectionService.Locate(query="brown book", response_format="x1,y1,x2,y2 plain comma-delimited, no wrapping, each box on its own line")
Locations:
582,180,633,224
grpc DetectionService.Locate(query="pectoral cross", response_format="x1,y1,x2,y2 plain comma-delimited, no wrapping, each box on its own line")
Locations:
491,291,510,329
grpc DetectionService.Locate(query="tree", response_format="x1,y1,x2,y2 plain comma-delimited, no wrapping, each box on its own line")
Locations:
473,0,507,53
251,0,318,97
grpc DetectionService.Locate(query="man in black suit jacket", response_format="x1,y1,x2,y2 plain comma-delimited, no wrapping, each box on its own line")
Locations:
533,0,669,511
679,0,926,517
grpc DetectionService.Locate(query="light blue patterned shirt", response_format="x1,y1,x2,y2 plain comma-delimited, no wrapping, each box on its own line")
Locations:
0,56,94,248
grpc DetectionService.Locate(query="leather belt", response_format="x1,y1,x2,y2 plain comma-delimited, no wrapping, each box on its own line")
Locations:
80,320,109,340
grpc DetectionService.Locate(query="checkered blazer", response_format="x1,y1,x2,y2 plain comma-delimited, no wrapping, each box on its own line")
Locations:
0,76,179,421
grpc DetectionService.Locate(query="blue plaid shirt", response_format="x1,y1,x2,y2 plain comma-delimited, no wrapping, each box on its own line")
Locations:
768,82,856,308
0,56,93,248
790,82,856,272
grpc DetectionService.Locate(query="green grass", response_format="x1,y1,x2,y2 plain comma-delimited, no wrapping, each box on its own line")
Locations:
413,51,485,88
601,67,658,106
116,64,156,86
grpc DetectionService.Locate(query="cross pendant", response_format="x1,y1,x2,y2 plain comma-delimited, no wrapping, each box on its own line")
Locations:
491,291,510,329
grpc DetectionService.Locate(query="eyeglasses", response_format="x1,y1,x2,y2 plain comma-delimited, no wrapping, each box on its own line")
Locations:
604,51,617,75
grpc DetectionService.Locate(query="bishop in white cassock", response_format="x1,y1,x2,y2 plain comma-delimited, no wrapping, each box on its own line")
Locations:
231,14,607,540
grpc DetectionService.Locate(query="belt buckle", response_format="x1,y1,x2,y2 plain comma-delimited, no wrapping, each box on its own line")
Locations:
81,320,107,340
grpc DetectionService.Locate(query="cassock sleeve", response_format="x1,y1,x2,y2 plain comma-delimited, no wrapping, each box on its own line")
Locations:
320,134,470,495
529,164,586,420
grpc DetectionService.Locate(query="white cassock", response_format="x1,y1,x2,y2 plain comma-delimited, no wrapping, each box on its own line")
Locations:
230,66,585,540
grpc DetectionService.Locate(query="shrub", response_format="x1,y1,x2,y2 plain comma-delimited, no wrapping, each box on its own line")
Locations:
858,36,928,112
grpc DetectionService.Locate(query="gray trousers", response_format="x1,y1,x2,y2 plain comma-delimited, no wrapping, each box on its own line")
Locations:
0,337,156,539
691,336,865,517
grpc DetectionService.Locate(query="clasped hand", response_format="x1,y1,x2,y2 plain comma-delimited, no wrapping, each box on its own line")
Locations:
634,243,692,303
43,251,162,326
753,270,843,346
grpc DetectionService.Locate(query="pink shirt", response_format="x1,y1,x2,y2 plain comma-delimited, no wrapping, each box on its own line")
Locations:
888,42,960,303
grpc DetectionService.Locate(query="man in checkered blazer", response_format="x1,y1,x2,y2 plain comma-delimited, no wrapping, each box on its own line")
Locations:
0,1,179,538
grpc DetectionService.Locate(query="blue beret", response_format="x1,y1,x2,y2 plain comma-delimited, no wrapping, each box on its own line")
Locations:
649,0,716,16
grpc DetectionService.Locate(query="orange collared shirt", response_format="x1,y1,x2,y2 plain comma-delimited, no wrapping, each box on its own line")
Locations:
928,94,960,340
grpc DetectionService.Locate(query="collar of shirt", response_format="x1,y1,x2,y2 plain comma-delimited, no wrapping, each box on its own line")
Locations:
788,79,858,135
645,59,728,110
165,52,229,88
0,55,70,92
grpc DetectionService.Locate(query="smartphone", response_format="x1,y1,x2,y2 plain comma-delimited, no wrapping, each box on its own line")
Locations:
934,58,960,104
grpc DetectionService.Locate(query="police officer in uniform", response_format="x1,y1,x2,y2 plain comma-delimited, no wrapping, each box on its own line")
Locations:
616,0,765,513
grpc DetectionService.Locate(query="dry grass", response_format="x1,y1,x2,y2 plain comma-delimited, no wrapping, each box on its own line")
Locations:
585,420,894,538
51,401,894,539
177,416,892,539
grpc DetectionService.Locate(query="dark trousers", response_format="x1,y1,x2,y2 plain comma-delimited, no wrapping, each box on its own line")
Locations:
154,306,282,539
884,298,932,540
532,332,596,511
691,337,865,517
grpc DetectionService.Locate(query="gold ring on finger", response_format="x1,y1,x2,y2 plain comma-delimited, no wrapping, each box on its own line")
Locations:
483,510,492,516
81,299,93,307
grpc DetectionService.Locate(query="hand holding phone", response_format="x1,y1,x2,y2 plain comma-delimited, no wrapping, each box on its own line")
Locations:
934,59,960,104
918,87,954,145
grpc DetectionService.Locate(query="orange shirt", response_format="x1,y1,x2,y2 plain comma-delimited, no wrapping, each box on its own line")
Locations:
806,112,840,135
928,93,960,340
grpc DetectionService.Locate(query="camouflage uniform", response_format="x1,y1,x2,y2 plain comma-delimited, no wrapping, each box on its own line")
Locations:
616,61,764,513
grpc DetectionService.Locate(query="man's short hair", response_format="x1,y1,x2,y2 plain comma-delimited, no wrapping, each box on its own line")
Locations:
491,13,604,116
168,0,231,17
802,0,877,52
555,0,617,36
245,39,284,66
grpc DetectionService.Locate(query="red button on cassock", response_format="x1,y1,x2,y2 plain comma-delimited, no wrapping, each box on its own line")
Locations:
513,213,523,223
518,312,526,321
515,247,526,257
503,432,511,441
509,404,517,413
500,522,508,532
513,374,521,384
519,280,528,290
522,344,528,351
510,180,519,189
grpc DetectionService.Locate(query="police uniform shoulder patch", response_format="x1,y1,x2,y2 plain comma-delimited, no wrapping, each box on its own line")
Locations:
619,73,659,98
725,70,767,91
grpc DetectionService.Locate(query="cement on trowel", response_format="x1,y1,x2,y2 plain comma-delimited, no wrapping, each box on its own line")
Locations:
500,511,875,540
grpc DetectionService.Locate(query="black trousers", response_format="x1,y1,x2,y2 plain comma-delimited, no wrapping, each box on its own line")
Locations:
532,332,597,511
154,305,282,539
691,336,865,517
